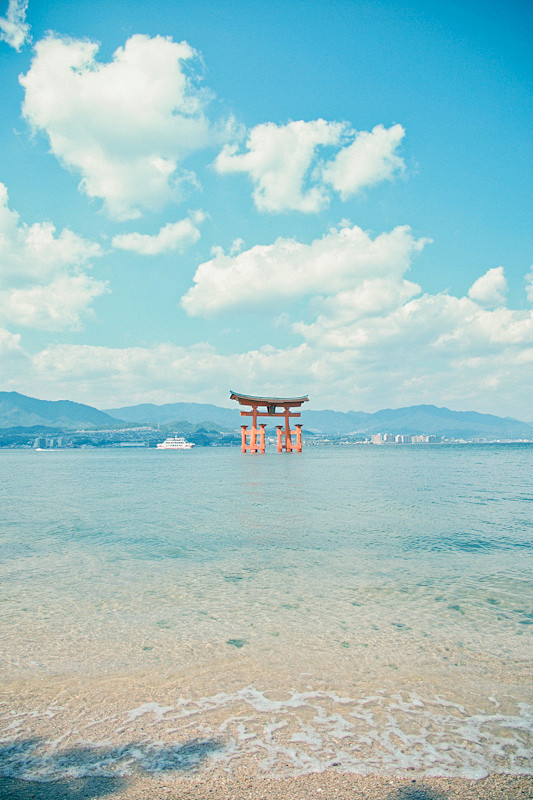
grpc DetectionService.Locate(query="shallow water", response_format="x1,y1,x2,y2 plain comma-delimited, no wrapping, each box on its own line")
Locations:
1,444,532,780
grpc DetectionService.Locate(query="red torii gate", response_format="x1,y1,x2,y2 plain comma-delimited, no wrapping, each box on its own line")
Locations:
230,391,309,453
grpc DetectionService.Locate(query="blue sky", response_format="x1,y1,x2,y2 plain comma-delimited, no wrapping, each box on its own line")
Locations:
0,0,531,416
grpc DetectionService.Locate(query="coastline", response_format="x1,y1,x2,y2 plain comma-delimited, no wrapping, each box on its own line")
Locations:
2,771,532,800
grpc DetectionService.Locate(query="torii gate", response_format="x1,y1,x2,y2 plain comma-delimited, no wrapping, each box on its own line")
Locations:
230,391,309,453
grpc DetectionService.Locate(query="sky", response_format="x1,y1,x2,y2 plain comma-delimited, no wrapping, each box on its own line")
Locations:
0,0,531,417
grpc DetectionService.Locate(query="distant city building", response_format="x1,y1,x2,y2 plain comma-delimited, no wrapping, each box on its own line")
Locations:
370,432,442,445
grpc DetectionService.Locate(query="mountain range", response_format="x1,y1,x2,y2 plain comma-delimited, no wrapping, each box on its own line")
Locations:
0,392,119,430
0,392,531,439
106,400,533,439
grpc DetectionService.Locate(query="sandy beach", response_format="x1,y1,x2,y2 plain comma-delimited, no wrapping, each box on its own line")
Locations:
2,771,532,800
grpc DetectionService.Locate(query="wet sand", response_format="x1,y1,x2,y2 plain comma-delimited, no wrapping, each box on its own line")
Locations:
1,771,532,800
1,662,531,790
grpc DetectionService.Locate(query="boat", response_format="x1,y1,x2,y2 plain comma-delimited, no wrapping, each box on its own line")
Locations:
156,436,195,450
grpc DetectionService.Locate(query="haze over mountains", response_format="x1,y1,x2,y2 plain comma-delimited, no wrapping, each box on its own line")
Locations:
0,392,531,440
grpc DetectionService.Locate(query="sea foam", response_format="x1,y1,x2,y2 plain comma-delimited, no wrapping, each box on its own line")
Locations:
1,689,531,782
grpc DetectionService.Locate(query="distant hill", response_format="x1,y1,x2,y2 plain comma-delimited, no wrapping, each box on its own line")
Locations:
105,401,239,429
106,401,533,439
361,405,533,438
0,392,123,430
304,405,533,439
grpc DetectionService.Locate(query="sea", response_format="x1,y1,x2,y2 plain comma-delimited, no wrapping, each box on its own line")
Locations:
0,444,531,783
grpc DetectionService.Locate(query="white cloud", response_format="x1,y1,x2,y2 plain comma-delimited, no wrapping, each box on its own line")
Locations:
181,223,428,316
524,269,533,304
0,326,27,388
112,211,205,255
6,260,531,415
468,266,507,307
21,34,214,219
214,121,406,212
304,277,422,328
0,325,22,355
16,288,533,416
292,286,532,416
229,238,244,255
296,291,533,356
0,274,108,330
215,119,345,212
322,124,405,199
0,182,106,329
0,0,29,51
28,341,310,409
0,182,101,287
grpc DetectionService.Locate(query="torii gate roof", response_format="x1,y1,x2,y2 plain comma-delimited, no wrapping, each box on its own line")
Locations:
230,391,309,405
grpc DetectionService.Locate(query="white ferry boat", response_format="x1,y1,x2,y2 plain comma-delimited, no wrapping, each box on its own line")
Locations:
156,436,195,450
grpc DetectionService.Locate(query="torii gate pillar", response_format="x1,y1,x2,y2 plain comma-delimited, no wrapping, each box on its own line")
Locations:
230,392,309,453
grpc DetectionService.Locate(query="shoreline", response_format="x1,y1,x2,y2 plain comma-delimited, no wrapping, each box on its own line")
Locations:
2,667,530,787
2,772,532,800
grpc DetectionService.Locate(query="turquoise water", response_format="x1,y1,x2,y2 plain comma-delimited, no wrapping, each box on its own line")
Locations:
0,445,532,780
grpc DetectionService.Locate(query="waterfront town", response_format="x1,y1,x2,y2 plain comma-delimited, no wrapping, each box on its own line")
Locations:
22,430,530,450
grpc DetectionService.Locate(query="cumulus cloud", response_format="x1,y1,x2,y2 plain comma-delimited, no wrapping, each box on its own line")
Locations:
112,211,205,255
305,277,422,328
181,223,428,315
524,269,533,304
7,255,530,415
322,124,405,199
276,257,532,415
468,266,507,307
0,182,101,287
29,341,310,409
0,325,22,356
215,119,345,212
0,274,108,330
214,121,406,212
0,182,106,329
0,0,29,51
21,34,213,219
296,291,533,356
0,326,27,388
18,284,533,416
